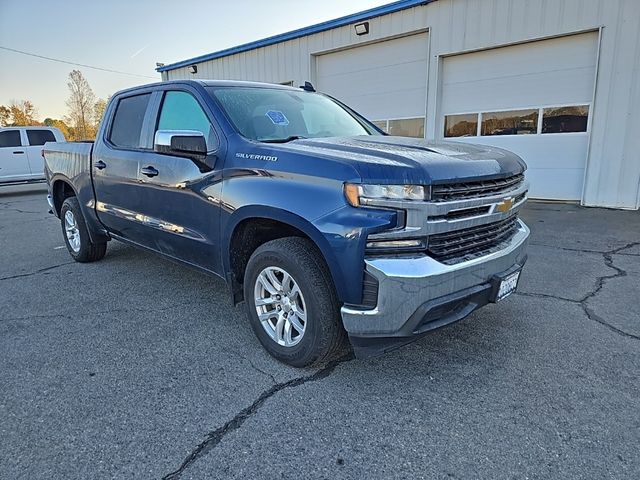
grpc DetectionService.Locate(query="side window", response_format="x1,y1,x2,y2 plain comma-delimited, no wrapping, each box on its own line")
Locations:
26,129,56,146
109,93,151,149
157,91,215,149
0,130,22,148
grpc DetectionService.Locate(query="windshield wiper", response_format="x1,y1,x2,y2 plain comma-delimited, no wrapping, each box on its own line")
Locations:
260,135,307,143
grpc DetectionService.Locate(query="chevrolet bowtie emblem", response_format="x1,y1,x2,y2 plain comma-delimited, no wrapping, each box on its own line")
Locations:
495,197,515,213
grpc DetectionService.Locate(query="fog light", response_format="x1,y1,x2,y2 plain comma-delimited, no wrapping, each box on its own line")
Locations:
366,239,423,250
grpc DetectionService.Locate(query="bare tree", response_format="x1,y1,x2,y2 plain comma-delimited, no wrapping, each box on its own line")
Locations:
65,70,96,140
93,97,109,130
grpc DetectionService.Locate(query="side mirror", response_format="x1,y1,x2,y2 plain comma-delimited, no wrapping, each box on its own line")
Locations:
154,130,208,160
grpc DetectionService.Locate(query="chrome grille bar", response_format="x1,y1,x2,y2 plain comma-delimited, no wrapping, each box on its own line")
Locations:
427,215,520,260
431,174,525,202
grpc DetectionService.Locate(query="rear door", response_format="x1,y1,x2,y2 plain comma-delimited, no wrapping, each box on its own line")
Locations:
25,129,57,179
92,92,154,244
0,129,30,182
131,88,224,272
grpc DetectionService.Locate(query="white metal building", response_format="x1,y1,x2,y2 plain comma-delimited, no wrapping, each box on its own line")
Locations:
158,0,640,209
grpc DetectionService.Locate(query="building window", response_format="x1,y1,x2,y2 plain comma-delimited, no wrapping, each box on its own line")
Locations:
444,114,478,137
388,117,425,138
371,120,388,133
481,109,538,136
542,105,589,134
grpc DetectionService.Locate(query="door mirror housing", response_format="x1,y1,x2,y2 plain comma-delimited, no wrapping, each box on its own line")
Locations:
154,130,209,163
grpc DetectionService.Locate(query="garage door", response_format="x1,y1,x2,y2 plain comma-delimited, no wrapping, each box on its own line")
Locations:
316,33,428,138
440,32,599,200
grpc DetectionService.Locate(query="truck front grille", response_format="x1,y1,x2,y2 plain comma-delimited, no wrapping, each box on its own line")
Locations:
432,174,525,202
428,215,520,264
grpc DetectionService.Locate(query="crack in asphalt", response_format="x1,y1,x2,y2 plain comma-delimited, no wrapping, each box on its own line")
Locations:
162,352,354,480
221,349,278,384
517,242,640,341
515,291,579,303
582,306,640,341
528,242,607,254
0,207,44,214
0,313,73,324
1,299,199,324
0,262,75,281
616,244,640,256
246,358,278,384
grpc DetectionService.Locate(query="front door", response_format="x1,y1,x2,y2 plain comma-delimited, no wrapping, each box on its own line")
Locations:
133,89,224,273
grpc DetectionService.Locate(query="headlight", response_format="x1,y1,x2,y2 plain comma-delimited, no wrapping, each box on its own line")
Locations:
344,183,427,207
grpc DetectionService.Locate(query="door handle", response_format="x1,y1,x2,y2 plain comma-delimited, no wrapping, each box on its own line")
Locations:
13,151,24,154
140,166,159,177
95,160,107,170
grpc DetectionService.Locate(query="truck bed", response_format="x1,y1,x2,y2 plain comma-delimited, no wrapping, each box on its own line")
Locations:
44,141,94,180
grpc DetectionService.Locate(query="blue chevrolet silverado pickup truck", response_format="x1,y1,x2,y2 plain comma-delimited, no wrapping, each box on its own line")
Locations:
44,80,529,367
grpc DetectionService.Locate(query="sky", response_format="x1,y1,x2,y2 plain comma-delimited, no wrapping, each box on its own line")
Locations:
0,0,390,120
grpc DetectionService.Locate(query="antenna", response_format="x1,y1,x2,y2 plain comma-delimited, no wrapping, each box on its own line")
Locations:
299,81,316,92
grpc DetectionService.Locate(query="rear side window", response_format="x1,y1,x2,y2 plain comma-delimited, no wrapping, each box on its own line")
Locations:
0,130,22,147
26,129,56,146
109,94,151,149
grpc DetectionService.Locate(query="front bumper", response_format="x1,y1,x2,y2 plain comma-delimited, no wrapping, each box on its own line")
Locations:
341,219,530,357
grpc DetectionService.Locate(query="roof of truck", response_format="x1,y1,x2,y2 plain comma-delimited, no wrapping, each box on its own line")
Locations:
114,79,305,97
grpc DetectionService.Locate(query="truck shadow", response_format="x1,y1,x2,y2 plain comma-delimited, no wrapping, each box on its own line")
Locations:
97,240,518,378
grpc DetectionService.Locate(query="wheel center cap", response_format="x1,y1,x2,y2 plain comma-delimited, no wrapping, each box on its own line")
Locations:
282,296,292,311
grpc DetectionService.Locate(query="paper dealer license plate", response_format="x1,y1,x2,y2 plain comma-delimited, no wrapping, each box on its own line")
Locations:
496,270,521,301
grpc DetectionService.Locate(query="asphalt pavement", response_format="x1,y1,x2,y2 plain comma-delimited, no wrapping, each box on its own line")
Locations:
1,184,639,479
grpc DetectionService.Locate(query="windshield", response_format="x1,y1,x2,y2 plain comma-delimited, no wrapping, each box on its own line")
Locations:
207,86,380,142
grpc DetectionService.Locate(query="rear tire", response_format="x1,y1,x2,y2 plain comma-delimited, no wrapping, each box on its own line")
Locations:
60,197,107,263
243,237,345,367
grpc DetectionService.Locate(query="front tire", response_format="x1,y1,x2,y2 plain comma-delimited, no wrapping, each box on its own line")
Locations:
60,197,107,263
243,237,345,367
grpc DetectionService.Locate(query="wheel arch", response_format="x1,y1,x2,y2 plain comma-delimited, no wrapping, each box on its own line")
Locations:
224,206,345,305
49,173,110,244
51,176,78,216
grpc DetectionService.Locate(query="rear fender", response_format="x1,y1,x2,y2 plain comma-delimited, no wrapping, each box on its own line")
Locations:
50,173,109,244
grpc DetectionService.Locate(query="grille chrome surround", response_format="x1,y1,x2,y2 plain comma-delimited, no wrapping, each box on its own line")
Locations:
363,174,529,264
431,174,525,202
427,215,520,264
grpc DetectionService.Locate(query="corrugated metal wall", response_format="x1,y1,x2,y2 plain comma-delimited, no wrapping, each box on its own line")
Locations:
162,6,429,84
163,0,640,210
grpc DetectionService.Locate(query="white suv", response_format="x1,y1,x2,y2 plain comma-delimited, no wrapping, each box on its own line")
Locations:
0,126,66,184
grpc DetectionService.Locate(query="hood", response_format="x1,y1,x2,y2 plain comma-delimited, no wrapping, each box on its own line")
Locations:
275,136,526,185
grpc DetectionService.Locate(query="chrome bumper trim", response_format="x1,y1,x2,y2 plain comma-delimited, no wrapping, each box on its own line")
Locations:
341,219,530,336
